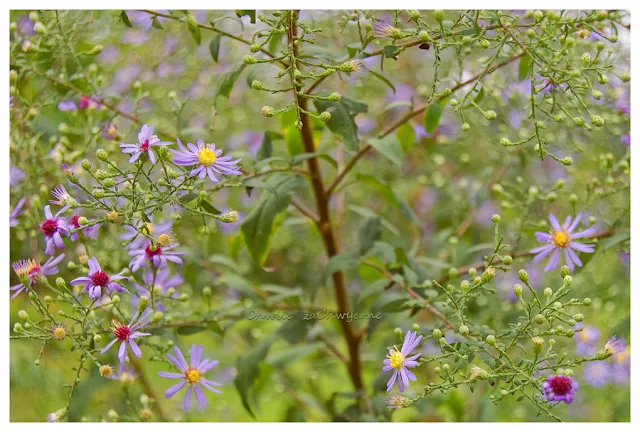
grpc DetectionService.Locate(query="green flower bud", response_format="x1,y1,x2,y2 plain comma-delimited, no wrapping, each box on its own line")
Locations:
544,287,553,297
18,310,29,321
534,314,546,324
583,298,592,306
560,265,571,277
243,55,257,65
563,275,573,285
93,334,102,343
460,280,470,292
561,157,573,166
152,311,163,323
81,159,92,171
620,72,630,83
434,10,445,23
328,92,342,101
439,337,447,345
34,22,46,34
179,293,189,302
249,44,261,53
219,211,239,223
461,122,470,131
96,149,109,162
251,80,263,90
77,217,88,226
479,39,490,49
14,322,24,333
432,328,443,339
56,277,67,289
500,138,511,146
459,325,469,335
590,115,604,127
491,214,501,223
517,269,529,283
580,53,592,65
202,287,212,297
419,30,429,41
513,284,523,297
566,329,575,337
483,110,497,120
412,323,420,332
553,301,563,310
592,90,603,100
480,267,496,284
573,117,585,127
468,268,477,278
112,295,120,304
319,111,332,122
260,106,276,117
502,255,513,265
138,296,149,310
486,334,497,346
394,327,403,337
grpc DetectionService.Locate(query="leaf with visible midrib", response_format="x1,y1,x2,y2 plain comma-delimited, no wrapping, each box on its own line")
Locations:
240,173,303,267
313,94,368,151
214,63,247,106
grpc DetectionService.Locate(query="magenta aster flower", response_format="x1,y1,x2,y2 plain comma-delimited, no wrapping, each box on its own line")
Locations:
383,330,423,392
158,345,222,410
119,124,172,164
58,95,100,111
100,310,152,364
542,375,579,404
171,138,241,183
40,205,70,255
10,254,65,299
530,213,596,271
128,240,185,272
68,211,100,241
10,197,26,227
70,257,128,299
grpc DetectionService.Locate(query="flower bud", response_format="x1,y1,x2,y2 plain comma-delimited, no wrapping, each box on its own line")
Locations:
469,365,490,380
566,329,575,337
503,255,513,265
432,328,443,339
461,122,470,131
459,325,469,335
14,323,24,333
480,267,496,284
534,314,546,324
394,327,403,338
517,269,529,284
319,111,331,122
460,280,470,292
81,159,92,171
419,30,429,41
152,312,163,323
491,214,501,223
243,55,257,65
328,92,342,101
179,293,189,302
553,301,563,310
34,22,46,34
580,53,592,65
532,336,544,354
544,287,553,298
18,310,29,321
251,80,263,90
138,296,149,311
486,334,497,346
93,334,102,343
573,117,585,127
468,268,477,278
434,10,445,23
483,110,497,120
249,44,261,53
78,217,89,226
563,275,572,286
500,138,511,146
513,284,523,298
412,323,420,332
260,106,276,117
107,409,119,420
96,149,109,162
590,115,604,127
219,211,239,223
56,277,67,289
479,39,490,49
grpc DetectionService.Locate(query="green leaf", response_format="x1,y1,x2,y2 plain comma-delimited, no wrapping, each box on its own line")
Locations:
209,34,221,63
277,312,314,344
256,132,274,161
359,216,382,255
372,290,412,313
323,252,359,281
235,10,256,23
119,11,132,28
187,20,202,45
214,63,247,106
423,100,445,134
519,55,533,81
290,152,337,170
383,45,401,58
240,174,303,267
234,334,275,417
474,86,485,104
179,193,199,204
199,200,221,215
369,135,404,167
151,17,164,29
599,231,630,250
313,94,368,151
364,67,396,93
396,123,416,152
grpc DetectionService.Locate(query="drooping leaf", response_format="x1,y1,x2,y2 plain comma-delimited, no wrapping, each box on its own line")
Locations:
423,100,446,134
313,94,368,151
364,66,396,93
234,334,275,417
214,63,247,106
396,123,416,152
256,131,274,161
235,10,256,23
240,174,303,267
519,55,533,81
119,11,132,28
369,135,404,167
151,17,164,29
323,252,360,282
199,200,221,215
359,216,382,255
209,34,222,62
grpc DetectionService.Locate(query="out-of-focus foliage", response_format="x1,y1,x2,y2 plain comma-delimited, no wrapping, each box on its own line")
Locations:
9,9,630,422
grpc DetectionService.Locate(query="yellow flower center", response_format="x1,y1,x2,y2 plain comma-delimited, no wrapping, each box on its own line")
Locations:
99,364,114,377
197,148,217,166
120,372,133,383
552,230,570,248
387,347,405,370
53,327,67,340
185,368,201,385
157,233,171,247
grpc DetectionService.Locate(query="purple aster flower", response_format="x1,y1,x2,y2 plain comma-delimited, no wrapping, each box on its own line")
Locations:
68,211,100,242
100,310,152,364
10,165,25,187
119,125,172,164
374,20,399,38
132,268,183,311
582,362,611,388
611,345,630,384
602,336,625,358
102,121,119,140
530,213,597,271
70,257,128,299
10,254,65,299
58,95,100,112
159,345,222,410
575,326,600,356
542,375,579,404
171,138,242,183
39,205,70,255
16,15,35,36
107,363,139,384
50,184,75,210
128,240,186,272
621,133,630,147
10,197,26,227
383,330,423,392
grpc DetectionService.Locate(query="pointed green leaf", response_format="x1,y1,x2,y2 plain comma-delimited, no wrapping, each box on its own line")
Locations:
209,34,221,62
215,63,247,105
313,94,368,151
423,100,445,134
369,135,404,167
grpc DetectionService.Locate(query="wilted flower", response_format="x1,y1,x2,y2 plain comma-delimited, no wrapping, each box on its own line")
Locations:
10,254,64,298
158,344,222,410
10,197,26,227
70,257,128,299
107,363,139,384
596,336,625,359
50,185,76,209
530,213,596,271
119,125,172,164
51,323,67,340
542,375,579,404
100,310,152,364
171,138,242,183
382,330,423,392
46,408,67,422
385,392,410,410
40,205,70,255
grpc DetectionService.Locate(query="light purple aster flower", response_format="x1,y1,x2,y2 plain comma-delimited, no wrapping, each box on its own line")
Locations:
68,212,101,241
58,95,100,112
128,240,186,272
542,375,579,404
582,362,611,388
16,15,35,36
383,330,423,392
611,344,630,384
10,165,25,187
106,363,139,384
102,121,119,140
530,213,597,271
10,254,65,299
171,138,242,183
101,310,152,364
10,197,26,227
132,268,183,311
119,125,172,164
39,205,70,255
159,345,222,410
70,257,128,299
575,325,600,356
